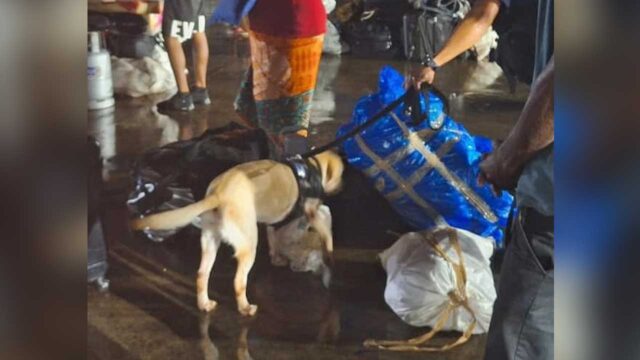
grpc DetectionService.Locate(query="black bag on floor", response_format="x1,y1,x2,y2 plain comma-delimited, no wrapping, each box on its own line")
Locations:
88,12,111,32
104,13,157,58
88,137,109,290
343,20,397,59
325,164,413,249
108,33,157,58
128,123,271,241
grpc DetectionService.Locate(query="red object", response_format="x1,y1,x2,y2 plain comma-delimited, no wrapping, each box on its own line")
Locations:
249,0,327,38
118,1,139,12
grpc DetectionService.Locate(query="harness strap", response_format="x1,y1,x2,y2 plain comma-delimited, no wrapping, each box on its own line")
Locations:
271,156,324,228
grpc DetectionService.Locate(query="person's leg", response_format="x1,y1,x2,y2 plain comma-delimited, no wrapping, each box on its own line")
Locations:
158,2,194,111
234,67,258,129
484,208,554,360
192,31,208,89
158,34,194,112
189,5,210,105
190,25,211,106
165,34,190,94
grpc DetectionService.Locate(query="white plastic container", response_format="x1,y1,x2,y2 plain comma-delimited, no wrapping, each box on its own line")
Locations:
88,31,115,110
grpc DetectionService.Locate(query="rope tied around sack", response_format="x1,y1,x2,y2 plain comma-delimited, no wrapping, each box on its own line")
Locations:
364,228,478,352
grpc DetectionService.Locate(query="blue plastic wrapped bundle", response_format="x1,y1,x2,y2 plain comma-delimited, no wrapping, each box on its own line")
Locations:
337,66,514,245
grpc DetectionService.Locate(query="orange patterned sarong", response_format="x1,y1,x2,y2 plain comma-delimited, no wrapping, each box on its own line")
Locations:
235,31,324,136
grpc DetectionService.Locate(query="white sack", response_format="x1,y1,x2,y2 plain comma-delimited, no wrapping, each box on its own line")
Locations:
111,45,176,97
322,0,345,55
380,227,496,334
323,21,343,55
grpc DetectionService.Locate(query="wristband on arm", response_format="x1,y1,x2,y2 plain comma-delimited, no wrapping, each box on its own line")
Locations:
421,54,440,70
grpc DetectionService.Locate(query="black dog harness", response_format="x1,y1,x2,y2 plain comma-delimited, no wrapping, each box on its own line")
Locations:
272,156,324,228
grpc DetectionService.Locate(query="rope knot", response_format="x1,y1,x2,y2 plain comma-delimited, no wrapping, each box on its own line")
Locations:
448,290,466,306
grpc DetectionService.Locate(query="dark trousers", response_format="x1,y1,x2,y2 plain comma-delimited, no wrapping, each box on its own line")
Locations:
484,207,554,360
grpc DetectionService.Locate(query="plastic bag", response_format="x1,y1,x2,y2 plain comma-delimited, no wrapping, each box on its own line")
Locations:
322,0,336,13
337,66,514,245
111,45,176,97
267,205,332,285
379,227,496,334
322,0,345,55
209,0,257,26
323,21,343,55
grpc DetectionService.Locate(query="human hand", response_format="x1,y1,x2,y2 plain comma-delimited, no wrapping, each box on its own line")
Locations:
410,66,436,89
477,146,523,196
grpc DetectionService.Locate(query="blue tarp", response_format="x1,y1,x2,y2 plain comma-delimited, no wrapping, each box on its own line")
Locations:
337,66,514,245
208,0,256,26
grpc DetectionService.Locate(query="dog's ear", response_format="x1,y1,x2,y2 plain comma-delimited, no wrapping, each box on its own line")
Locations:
317,151,344,195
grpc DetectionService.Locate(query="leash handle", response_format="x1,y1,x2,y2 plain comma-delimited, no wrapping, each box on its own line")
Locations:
296,84,447,159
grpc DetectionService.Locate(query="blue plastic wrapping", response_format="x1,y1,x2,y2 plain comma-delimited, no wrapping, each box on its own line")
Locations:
209,0,256,26
337,66,514,245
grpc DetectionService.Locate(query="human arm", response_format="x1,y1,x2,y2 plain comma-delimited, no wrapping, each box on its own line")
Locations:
478,56,554,192
411,0,501,88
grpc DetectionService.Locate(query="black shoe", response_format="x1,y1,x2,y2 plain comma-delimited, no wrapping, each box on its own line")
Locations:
157,92,194,112
191,87,211,105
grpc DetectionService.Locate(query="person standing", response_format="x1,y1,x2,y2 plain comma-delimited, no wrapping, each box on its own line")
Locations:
157,0,211,112
410,1,554,359
233,0,327,153
480,56,553,360
411,0,552,90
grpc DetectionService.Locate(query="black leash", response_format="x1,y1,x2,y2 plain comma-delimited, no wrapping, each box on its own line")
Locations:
296,84,445,160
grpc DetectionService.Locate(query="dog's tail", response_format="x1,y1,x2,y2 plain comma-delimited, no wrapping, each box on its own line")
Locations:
130,194,220,231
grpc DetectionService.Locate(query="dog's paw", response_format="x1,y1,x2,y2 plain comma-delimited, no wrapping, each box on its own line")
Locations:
239,304,258,317
198,299,218,312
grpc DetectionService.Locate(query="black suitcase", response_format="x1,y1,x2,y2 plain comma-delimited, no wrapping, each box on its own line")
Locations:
402,10,458,62
88,137,109,290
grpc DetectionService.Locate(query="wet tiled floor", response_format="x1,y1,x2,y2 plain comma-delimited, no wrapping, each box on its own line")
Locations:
88,25,528,359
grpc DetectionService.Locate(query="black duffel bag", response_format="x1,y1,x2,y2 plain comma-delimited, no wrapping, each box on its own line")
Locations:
128,123,271,241
105,12,157,58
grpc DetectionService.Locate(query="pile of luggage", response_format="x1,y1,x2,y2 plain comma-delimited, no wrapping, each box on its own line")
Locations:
88,12,176,97
330,0,475,61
